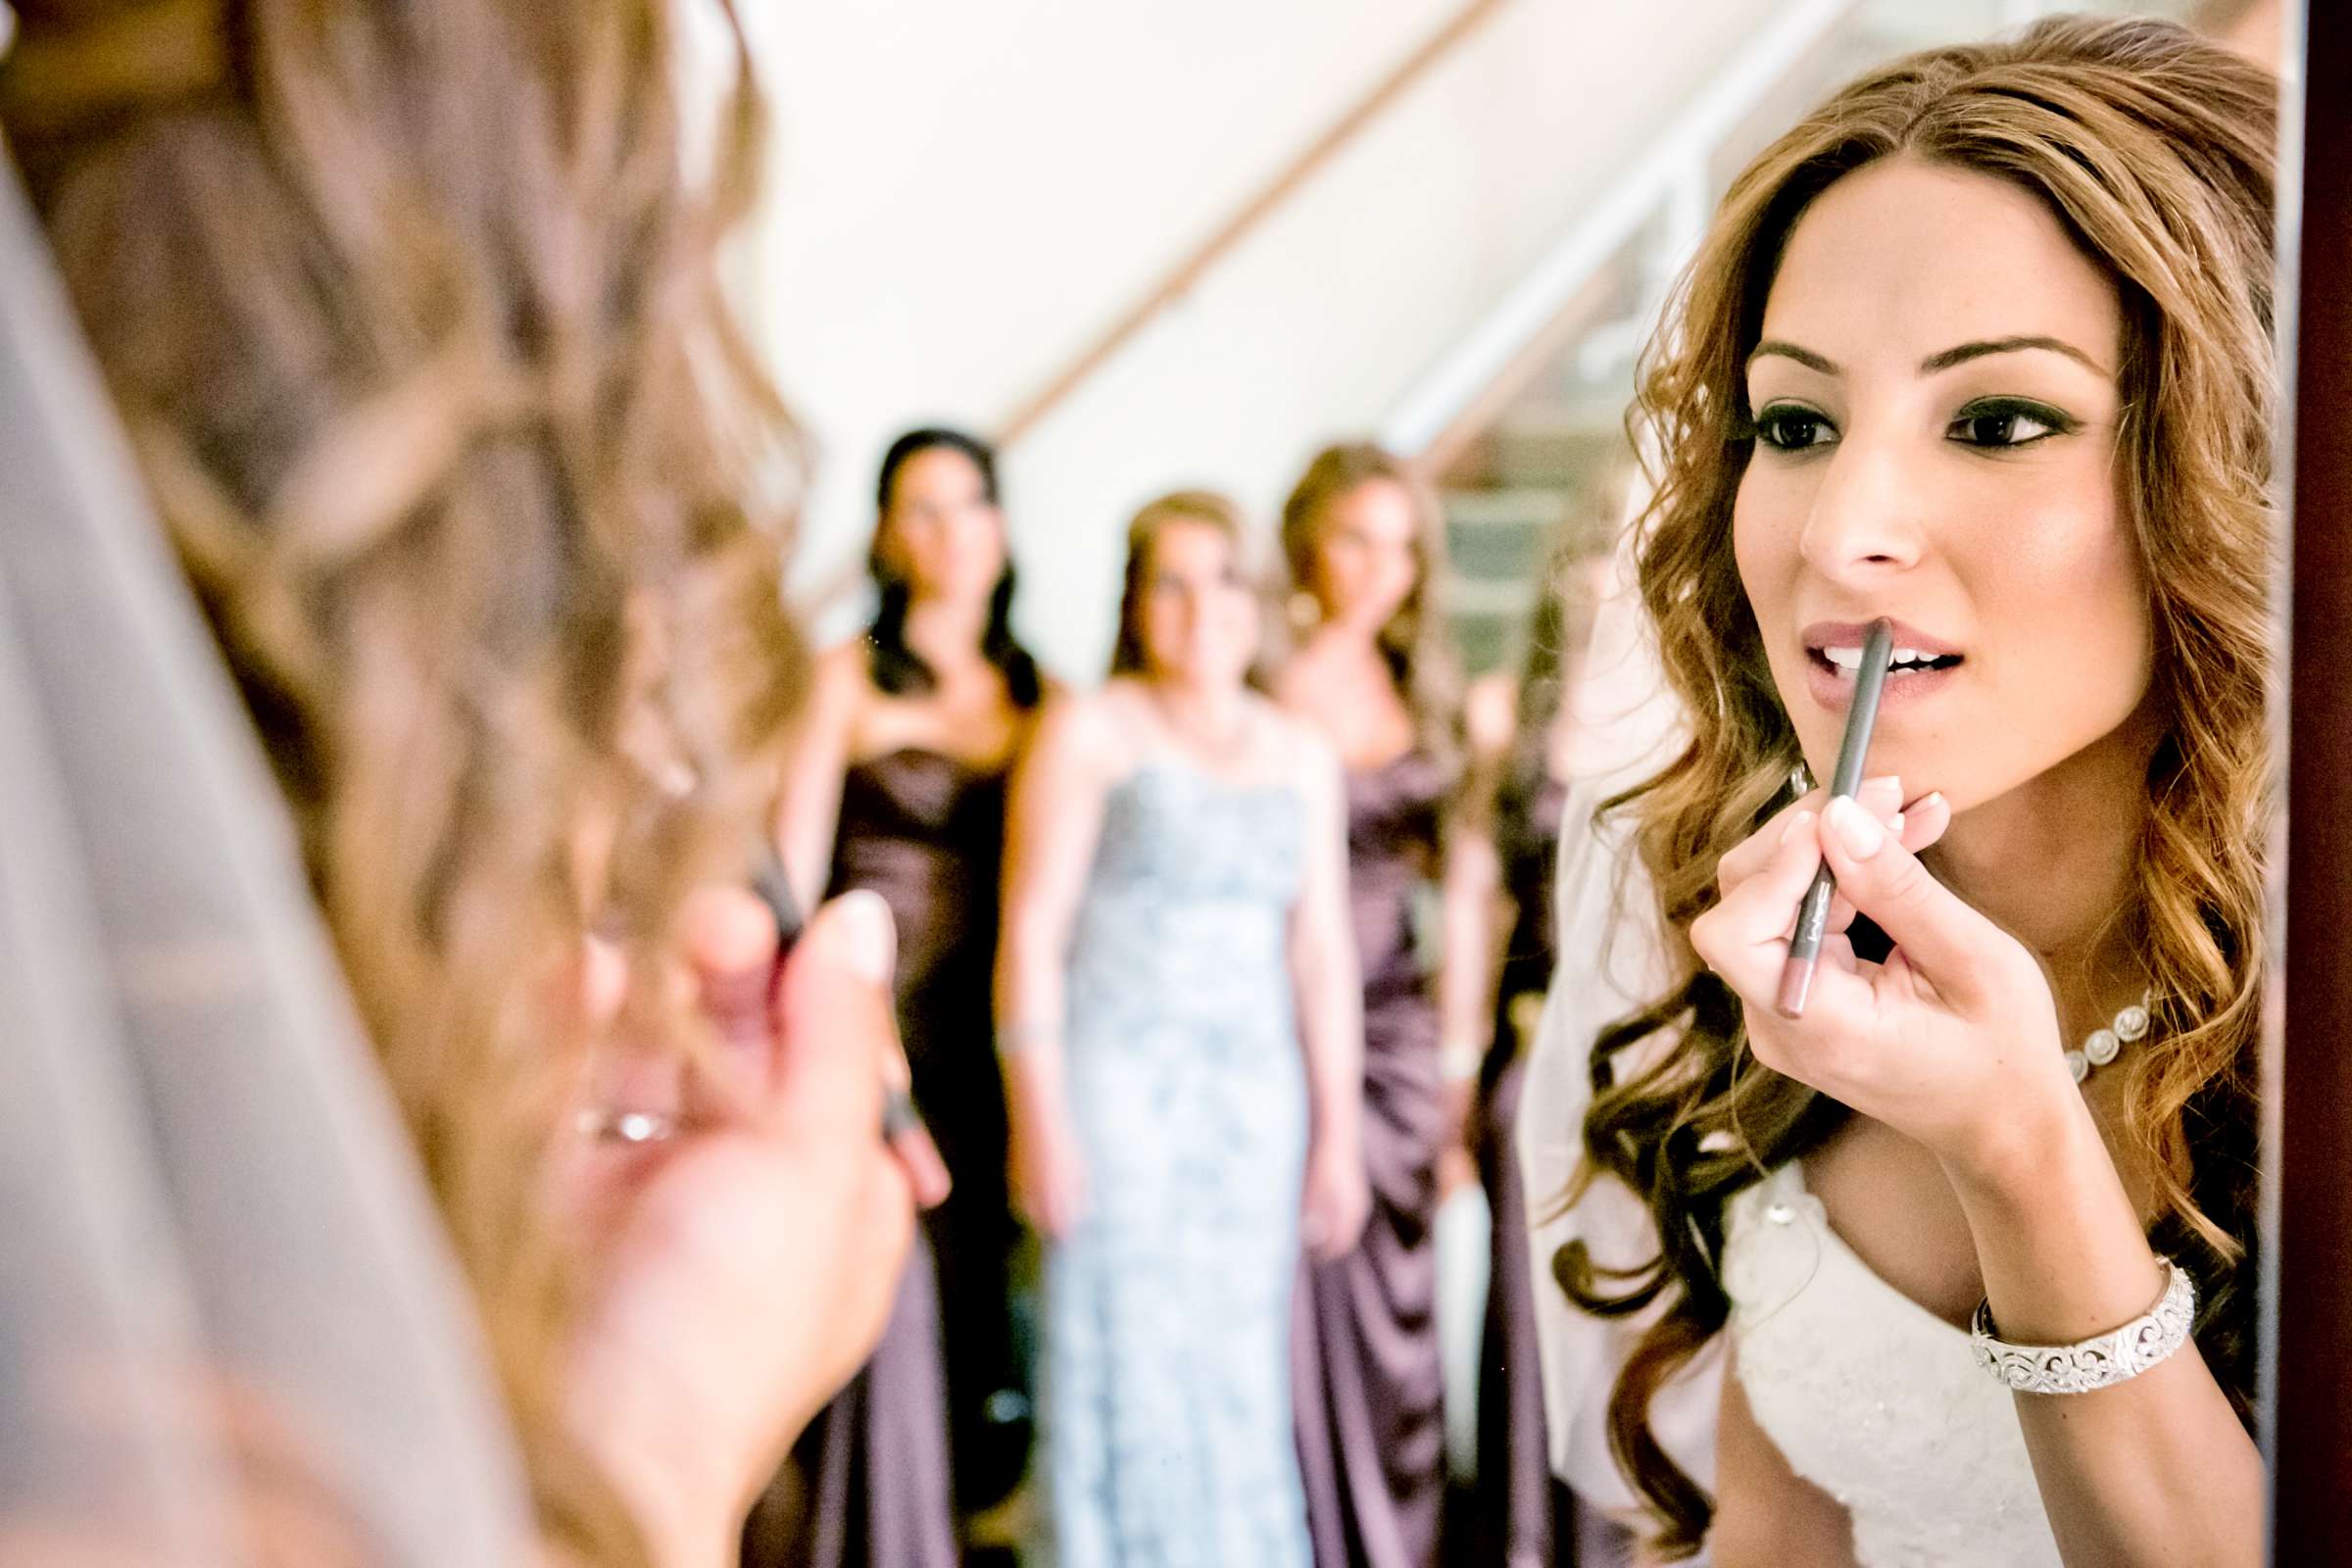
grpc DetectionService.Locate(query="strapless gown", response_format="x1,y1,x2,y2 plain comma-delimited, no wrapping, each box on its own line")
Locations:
745,749,1026,1568
1293,752,1448,1568
832,749,1030,1515
1041,762,1313,1568
1722,1161,2062,1566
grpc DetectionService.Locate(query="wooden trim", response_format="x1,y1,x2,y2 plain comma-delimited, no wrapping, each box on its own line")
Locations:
993,0,1521,448
2271,0,2352,1557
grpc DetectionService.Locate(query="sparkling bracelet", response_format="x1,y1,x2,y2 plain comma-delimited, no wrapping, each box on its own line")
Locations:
1970,1255,2196,1396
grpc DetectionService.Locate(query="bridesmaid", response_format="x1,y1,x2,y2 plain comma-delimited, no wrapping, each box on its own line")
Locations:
757,428,1043,1567
1274,443,1495,1568
998,491,1370,1568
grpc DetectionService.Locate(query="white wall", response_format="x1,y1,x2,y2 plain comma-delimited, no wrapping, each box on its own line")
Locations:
732,0,1463,646
730,0,1791,672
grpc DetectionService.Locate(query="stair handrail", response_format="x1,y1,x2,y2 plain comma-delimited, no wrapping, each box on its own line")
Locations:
994,0,1522,448
1378,0,1863,464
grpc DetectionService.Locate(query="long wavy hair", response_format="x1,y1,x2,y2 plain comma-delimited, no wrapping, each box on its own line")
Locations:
865,427,1043,708
3,1,802,1560
1281,442,1464,778
1551,17,2277,1554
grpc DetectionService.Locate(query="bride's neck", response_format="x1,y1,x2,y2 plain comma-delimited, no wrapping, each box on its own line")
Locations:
1920,706,2163,1027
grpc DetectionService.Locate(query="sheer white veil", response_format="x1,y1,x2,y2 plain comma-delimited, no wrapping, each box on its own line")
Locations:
0,142,536,1561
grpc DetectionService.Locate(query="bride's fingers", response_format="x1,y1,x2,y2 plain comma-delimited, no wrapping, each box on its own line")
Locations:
880,1031,952,1209
1718,776,1904,897
1715,788,1826,895
1809,790,1949,936
1815,797,2006,1005
772,892,899,1141
1897,790,1951,857
680,883,785,1060
1692,808,1828,997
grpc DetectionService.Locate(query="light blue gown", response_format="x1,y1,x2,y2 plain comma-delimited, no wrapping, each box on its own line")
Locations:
1039,761,1313,1568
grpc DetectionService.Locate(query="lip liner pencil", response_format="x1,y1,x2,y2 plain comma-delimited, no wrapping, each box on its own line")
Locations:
1775,616,1893,1020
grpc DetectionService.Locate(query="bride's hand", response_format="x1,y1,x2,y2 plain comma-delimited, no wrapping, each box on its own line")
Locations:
560,888,948,1567
1690,777,2078,1186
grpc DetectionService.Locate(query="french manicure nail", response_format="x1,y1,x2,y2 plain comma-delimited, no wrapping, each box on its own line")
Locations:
1779,808,1816,846
1827,795,1886,858
1861,773,1902,799
823,889,897,985
1887,811,1906,837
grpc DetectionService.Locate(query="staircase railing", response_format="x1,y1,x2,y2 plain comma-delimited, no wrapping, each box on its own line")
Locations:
1377,0,1862,466
993,0,1523,448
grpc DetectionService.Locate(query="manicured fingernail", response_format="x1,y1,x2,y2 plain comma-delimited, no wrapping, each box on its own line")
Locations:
1779,808,1816,846
1887,811,1905,837
1860,773,1902,800
1921,791,1946,813
1827,796,1886,858
822,889,897,985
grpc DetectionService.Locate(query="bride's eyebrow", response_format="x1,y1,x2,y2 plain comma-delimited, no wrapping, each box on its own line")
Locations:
1919,335,2111,376
1744,335,2114,380
1748,340,1838,374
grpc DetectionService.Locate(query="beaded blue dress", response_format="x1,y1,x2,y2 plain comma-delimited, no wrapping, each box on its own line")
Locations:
1039,760,1314,1568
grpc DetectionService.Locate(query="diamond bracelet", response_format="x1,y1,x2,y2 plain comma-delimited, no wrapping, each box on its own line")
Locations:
1970,1255,2197,1396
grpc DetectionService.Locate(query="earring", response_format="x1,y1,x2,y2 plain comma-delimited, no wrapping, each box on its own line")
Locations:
1288,590,1321,630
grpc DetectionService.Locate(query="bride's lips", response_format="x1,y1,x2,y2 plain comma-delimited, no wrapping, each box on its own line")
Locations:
1799,618,1964,712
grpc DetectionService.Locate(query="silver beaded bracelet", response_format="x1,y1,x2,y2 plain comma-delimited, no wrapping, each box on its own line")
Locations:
1969,1256,2197,1396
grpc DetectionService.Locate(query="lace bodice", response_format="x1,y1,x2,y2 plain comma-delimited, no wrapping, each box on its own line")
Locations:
1722,1162,2060,1568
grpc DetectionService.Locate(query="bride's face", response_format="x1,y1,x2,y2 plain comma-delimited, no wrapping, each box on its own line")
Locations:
1731,157,2152,812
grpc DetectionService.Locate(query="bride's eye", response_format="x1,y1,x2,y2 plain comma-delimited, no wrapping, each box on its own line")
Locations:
1753,404,1838,451
1946,399,2076,450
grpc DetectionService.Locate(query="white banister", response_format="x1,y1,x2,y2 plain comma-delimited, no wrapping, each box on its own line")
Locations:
1379,0,1863,455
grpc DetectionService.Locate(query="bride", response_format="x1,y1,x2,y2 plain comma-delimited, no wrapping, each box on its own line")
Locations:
1546,16,2274,1567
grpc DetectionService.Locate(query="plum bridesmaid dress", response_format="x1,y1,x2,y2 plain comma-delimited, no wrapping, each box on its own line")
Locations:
746,747,1028,1568
1294,751,1450,1568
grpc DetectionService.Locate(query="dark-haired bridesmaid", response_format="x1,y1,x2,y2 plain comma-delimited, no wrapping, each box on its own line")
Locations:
1274,442,1497,1568
752,428,1043,1568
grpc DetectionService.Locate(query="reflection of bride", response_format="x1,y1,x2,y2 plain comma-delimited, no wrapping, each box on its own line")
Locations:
0,4,923,1563
1533,17,2272,1568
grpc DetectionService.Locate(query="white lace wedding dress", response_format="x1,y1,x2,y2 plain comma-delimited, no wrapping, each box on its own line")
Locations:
1722,1162,2061,1568
1519,787,2065,1567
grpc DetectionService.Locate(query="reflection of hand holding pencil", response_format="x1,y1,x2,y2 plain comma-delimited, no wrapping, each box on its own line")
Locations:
754,847,944,1198
1776,618,1893,1020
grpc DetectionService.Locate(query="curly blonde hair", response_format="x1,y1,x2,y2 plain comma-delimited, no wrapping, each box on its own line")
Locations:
4,1,803,1558
1551,16,2276,1553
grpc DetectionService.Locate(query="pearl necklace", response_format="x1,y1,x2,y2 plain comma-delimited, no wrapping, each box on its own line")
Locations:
2064,992,2154,1085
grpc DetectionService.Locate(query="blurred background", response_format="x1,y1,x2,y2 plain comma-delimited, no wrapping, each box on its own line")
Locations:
721,0,2275,675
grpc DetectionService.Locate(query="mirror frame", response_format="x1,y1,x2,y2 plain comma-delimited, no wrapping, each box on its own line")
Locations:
2269,0,2351,1556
